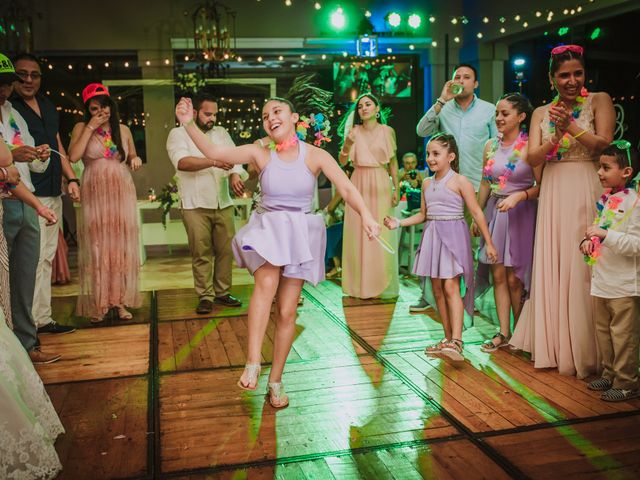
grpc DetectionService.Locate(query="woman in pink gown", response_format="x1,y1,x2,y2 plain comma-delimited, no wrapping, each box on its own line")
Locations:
509,45,615,378
68,83,142,322
339,93,399,298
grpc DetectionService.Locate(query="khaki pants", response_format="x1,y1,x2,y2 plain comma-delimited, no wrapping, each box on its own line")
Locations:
182,206,235,301
33,196,63,327
593,296,640,390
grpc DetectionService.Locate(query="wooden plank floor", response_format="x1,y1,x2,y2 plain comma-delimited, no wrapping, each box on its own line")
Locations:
39,279,640,479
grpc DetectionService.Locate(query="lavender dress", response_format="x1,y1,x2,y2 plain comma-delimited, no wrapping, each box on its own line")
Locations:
476,142,537,298
413,168,474,315
232,142,326,284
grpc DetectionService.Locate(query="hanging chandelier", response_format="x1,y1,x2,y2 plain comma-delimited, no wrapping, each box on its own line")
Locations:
192,1,237,63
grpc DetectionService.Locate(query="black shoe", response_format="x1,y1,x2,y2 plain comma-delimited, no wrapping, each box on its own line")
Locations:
196,299,214,314
214,294,242,307
37,321,76,335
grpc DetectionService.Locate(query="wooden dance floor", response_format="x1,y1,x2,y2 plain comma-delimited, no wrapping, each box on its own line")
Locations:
39,279,640,479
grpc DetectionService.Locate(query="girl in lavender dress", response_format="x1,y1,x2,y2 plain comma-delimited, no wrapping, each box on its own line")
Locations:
473,94,543,352
175,96,379,408
385,134,498,361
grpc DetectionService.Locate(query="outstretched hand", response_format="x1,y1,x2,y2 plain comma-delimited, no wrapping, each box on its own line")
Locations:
175,98,194,125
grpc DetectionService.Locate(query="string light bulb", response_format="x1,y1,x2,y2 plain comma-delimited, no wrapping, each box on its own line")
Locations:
477,32,483,39
482,17,489,23
314,2,321,9
454,36,460,43
451,17,458,25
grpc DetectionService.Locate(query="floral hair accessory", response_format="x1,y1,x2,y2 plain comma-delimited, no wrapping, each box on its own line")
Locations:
551,44,584,56
298,113,332,148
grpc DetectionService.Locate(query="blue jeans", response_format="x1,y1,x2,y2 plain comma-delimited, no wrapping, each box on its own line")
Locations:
2,199,40,351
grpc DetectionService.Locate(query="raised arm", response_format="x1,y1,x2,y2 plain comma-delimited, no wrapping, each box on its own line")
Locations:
68,122,92,163
526,107,560,168
565,92,614,153
176,97,259,166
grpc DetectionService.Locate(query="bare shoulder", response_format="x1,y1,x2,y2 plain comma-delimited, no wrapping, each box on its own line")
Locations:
531,105,546,119
119,123,132,137
452,172,472,192
591,91,613,107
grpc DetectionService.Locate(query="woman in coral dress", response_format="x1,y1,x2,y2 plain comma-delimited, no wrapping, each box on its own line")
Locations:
510,45,615,378
339,93,399,298
68,83,142,322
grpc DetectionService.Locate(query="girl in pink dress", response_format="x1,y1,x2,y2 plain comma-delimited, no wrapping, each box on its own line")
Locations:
68,83,142,323
509,45,615,378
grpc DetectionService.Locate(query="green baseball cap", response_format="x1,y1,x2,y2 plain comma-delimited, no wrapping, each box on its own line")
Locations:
0,53,21,83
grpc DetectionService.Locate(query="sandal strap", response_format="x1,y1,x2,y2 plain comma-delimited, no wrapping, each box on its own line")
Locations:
492,332,507,341
268,382,286,399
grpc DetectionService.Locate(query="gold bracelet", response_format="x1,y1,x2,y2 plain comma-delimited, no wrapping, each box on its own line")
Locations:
573,129,587,139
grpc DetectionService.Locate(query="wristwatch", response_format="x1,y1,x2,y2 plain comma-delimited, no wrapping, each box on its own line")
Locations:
68,178,80,185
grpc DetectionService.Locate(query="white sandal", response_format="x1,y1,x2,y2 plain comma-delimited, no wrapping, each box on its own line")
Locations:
267,382,289,408
237,363,261,391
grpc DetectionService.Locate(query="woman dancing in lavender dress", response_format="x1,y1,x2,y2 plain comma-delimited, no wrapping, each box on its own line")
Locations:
175,96,379,407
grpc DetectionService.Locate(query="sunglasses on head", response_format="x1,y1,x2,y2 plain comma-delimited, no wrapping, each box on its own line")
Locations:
611,139,632,167
551,45,584,56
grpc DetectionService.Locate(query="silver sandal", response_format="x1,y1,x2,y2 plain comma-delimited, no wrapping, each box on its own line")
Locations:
237,363,261,391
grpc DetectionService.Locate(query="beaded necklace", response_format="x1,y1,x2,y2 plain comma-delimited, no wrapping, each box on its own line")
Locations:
268,135,299,152
483,131,528,190
584,187,639,265
546,87,588,161
96,127,119,158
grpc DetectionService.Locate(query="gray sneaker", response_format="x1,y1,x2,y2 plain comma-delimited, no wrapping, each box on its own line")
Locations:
409,298,429,312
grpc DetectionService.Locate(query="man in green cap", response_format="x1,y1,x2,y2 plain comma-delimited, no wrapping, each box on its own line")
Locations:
0,52,61,363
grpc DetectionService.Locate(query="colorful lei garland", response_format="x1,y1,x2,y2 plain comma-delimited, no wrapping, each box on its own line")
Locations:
96,127,119,158
268,135,299,152
546,87,588,161
483,131,528,190
8,114,24,148
584,187,638,265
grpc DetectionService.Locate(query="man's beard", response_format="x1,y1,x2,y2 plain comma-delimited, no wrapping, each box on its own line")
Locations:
196,118,214,132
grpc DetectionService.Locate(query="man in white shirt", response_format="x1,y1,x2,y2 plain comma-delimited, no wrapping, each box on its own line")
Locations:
166,93,248,314
0,53,60,363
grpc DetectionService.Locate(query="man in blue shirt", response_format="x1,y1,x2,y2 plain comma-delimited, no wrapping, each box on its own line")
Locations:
411,64,497,312
11,53,78,334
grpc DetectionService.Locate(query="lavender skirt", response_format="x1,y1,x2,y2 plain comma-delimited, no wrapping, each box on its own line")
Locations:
232,210,326,285
413,219,474,316
477,195,537,298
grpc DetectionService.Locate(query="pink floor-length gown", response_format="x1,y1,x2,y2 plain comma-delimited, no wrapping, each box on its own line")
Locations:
76,127,141,318
342,123,399,299
510,95,601,379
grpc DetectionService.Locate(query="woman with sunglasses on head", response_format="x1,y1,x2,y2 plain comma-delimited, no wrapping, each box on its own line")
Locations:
510,45,615,379
68,83,143,324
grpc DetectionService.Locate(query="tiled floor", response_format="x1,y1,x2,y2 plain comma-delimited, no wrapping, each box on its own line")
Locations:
39,254,640,479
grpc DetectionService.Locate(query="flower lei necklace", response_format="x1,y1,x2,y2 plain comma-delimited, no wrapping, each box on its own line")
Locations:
584,187,639,265
268,135,299,152
95,127,119,158
546,87,588,161
7,113,24,148
483,131,528,190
